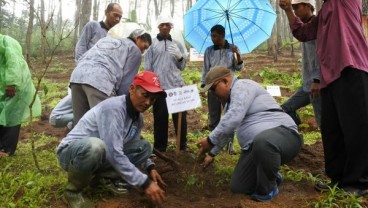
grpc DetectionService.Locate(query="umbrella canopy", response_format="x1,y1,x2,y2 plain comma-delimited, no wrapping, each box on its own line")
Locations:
184,0,276,54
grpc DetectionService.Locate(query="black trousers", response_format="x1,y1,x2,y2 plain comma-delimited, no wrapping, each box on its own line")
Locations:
0,124,21,155
152,96,187,152
321,68,368,189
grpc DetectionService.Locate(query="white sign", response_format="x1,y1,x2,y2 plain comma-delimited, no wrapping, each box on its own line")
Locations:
189,48,204,62
266,85,281,97
165,85,202,114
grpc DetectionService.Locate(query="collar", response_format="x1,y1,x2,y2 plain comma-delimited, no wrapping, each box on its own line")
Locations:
214,40,230,50
100,21,109,31
126,94,140,120
157,33,172,41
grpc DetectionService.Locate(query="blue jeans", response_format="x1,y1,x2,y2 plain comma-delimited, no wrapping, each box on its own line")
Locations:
57,137,152,174
281,87,321,127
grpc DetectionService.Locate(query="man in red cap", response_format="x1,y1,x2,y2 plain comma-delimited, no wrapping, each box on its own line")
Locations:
56,71,166,207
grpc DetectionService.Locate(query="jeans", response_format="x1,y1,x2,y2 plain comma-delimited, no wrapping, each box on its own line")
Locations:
57,137,152,174
281,86,321,127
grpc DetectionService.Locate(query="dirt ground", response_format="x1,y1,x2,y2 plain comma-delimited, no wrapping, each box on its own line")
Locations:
19,51,360,207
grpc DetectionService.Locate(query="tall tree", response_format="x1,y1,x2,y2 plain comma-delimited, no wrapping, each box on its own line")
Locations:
170,0,175,17
92,0,99,20
25,0,35,61
79,0,92,34
40,0,47,63
73,0,82,48
57,0,62,33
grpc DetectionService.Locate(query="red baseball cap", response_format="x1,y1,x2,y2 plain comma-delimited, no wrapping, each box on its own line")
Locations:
133,71,166,96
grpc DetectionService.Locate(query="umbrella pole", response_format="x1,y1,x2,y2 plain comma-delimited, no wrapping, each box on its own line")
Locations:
225,11,238,65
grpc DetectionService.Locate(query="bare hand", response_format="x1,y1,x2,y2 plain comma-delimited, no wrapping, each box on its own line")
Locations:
203,155,214,169
196,137,213,157
310,83,320,98
279,0,292,11
5,85,16,97
145,181,165,205
200,91,206,98
232,46,240,54
150,169,167,187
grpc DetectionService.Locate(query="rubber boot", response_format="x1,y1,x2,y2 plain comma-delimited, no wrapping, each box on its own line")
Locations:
63,164,95,208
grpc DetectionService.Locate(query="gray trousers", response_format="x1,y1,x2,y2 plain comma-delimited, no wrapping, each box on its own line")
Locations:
70,83,110,126
230,126,303,195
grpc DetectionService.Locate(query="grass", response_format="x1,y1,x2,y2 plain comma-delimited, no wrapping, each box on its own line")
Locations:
0,134,64,208
3,56,365,207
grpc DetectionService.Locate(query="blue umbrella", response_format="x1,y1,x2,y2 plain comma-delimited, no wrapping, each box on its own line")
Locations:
184,0,276,54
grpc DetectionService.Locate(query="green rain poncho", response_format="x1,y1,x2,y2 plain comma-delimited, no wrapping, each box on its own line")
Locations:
0,34,41,126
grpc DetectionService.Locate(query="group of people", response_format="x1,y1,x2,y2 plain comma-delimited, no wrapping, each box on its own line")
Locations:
1,0,367,206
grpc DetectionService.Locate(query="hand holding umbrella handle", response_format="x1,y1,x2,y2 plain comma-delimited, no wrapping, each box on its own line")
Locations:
232,46,242,64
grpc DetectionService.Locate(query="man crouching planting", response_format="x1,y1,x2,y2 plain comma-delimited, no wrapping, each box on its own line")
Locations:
56,71,167,207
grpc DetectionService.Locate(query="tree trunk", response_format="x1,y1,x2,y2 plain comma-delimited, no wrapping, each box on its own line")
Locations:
79,0,93,34
73,0,82,54
276,0,282,54
26,0,35,62
186,0,192,12
153,0,160,18
315,0,322,13
170,0,175,17
146,0,152,29
267,0,277,61
40,0,47,63
363,0,368,15
57,0,62,33
93,0,99,20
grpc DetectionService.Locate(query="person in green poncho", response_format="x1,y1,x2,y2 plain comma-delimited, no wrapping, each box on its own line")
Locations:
0,34,41,157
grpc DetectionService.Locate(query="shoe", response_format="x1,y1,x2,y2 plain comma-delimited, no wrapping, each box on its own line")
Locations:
276,172,283,186
342,186,368,197
251,185,279,202
314,181,338,192
94,178,128,195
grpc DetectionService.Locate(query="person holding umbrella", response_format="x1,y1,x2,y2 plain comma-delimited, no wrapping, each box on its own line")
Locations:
197,66,303,202
201,24,244,154
144,13,188,152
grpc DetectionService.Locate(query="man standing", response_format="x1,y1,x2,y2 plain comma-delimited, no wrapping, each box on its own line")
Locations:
280,0,368,196
0,34,41,157
280,0,321,127
201,24,244,154
57,71,167,207
144,14,188,152
75,3,122,61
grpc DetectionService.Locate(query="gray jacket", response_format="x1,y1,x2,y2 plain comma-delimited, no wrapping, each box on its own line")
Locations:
75,21,108,62
209,78,298,156
301,40,320,92
202,41,244,85
144,36,186,90
57,95,153,187
70,37,142,96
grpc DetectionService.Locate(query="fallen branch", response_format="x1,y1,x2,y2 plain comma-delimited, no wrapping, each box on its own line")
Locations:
153,148,180,170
